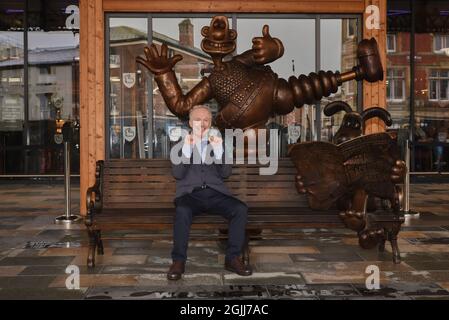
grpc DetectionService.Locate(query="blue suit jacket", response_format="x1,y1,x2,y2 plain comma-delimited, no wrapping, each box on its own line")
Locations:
171,141,234,200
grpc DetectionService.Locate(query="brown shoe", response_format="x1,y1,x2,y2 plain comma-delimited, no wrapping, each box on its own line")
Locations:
225,257,252,276
167,260,185,281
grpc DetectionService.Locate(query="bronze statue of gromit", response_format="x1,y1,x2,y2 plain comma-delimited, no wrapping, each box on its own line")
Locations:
289,101,406,251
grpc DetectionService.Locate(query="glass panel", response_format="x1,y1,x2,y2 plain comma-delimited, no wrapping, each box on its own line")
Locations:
0,0,25,174
237,18,316,155
387,33,396,51
387,0,411,162
320,18,359,142
440,79,448,100
26,0,80,174
394,79,404,99
434,34,442,51
108,17,148,159
151,17,216,159
412,0,449,172
387,69,406,102
429,79,437,100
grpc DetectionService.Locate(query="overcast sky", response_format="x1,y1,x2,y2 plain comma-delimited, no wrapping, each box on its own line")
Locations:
1,17,346,79
109,17,345,79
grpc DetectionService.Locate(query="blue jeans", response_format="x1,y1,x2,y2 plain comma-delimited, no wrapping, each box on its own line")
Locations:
172,187,248,262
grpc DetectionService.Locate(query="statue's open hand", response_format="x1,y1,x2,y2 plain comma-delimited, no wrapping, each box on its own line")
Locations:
391,160,406,184
136,43,183,75
252,25,284,65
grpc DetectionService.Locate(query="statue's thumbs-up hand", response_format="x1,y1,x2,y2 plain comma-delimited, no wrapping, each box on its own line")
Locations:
252,25,284,65
137,43,183,75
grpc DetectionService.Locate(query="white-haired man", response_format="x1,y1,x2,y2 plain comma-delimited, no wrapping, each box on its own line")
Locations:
168,105,252,280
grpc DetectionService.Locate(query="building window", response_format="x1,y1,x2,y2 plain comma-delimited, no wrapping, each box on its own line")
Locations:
39,65,51,75
346,19,356,38
429,69,449,101
387,33,396,52
434,34,449,53
387,69,405,101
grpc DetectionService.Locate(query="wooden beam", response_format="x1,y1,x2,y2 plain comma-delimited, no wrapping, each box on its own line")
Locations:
103,0,365,13
80,0,104,216
87,0,95,218
363,0,387,134
95,2,105,163
79,0,88,216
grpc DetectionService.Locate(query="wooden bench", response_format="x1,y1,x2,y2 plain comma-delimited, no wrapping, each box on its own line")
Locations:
84,159,403,268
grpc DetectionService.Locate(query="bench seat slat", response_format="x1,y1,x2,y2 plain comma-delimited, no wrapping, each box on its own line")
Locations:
102,201,311,209
95,215,341,224
104,175,295,183
92,159,341,233
103,167,297,175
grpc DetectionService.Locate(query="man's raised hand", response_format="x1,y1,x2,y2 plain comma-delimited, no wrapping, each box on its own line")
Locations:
184,134,195,145
209,135,223,146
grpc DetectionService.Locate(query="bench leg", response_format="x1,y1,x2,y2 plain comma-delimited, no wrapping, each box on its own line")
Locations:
385,222,402,264
96,230,104,255
87,228,97,268
378,237,386,253
388,230,401,264
217,229,228,252
391,239,401,264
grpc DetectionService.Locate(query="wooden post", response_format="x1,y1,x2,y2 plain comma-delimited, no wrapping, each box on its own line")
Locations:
363,0,387,134
80,0,104,215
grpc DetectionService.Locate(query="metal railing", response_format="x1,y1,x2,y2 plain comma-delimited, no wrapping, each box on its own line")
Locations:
54,141,81,224
403,139,420,216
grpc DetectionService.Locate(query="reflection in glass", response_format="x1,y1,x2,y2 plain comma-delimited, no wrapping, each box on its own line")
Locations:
108,18,148,159
386,1,411,165
25,1,80,174
108,17,217,160
0,1,25,174
320,19,359,143
392,0,449,173
151,18,215,159
386,0,449,172
414,27,449,172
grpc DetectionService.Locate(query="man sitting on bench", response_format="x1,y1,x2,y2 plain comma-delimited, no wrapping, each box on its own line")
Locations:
168,105,252,280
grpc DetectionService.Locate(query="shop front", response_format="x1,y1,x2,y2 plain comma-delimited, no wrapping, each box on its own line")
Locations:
78,0,389,215
1,1,448,214
0,0,80,176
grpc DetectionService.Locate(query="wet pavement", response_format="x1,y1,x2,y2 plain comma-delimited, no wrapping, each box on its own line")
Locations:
0,182,449,300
